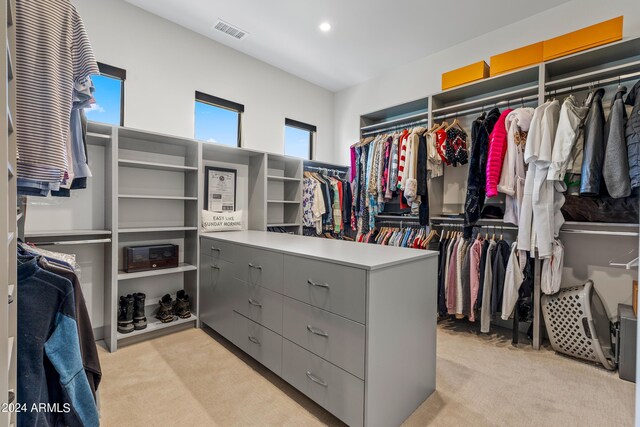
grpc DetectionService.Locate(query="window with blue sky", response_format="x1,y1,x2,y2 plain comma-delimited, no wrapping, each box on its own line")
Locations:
195,92,243,147
284,119,315,160
85,63,125,126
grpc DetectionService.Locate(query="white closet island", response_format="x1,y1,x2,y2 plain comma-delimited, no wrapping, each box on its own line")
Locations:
200,230,438,427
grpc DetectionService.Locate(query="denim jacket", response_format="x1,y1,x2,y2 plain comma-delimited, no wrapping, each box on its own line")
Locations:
17,257,99,427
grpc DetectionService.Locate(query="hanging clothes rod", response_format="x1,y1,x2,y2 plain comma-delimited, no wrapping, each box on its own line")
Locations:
545,70,640,98
432,94,539,120
559,229,639,237
432,85,539,117
360,111,429,132
361,118,429,136
433,222,519,231
304,166,347,177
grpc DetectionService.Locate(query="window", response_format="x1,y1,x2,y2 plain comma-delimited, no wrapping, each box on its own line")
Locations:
195,91,243,147
85,62,125,126
284,118,316,160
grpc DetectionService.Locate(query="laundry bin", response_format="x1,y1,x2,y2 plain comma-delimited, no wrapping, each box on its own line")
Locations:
541,280,616,370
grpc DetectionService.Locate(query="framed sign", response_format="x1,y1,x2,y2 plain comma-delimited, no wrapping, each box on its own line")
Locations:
205,166,237,212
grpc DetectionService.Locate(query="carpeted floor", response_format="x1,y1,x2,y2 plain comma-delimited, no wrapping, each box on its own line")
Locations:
97,323,634,426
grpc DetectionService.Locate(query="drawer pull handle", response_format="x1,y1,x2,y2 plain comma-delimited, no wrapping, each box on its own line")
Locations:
307,279,330,289
306,325,329,338
248,298,263,308
306,371,328,387
248,335,261,345
249,263,263,270
210,247,221,252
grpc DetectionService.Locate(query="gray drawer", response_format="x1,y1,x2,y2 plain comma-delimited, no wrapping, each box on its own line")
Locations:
234,311,282,376
235,247,284,294
200,238,241,263
234,278,283,334
283,255,366,324
282,339,364,427
199,257,238,342
283,297,365,379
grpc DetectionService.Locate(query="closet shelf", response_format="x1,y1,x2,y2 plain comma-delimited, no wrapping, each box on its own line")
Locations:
117,263,197,280
118,194,198,201
118,159,198,172
86,132,111,146
267,223,300,227
545,59,640,90
116,314,197,340
267,175,301,182
118,226,198,234
25,230,112,238
267,200,300,204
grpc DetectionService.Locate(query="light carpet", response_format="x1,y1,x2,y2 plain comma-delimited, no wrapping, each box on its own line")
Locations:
96,324,634,426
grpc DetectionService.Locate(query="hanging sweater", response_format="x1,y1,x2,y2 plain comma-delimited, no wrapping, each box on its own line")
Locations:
485,109,513,198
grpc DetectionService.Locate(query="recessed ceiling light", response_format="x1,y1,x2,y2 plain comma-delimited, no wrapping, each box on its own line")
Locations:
319,22,331,32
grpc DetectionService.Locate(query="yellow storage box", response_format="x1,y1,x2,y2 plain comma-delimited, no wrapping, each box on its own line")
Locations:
490,42,543,76
442,61,490,90
543,16,623,61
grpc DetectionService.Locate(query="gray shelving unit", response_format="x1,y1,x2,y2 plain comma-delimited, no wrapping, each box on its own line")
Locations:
1,0,16,422
266,153,303,234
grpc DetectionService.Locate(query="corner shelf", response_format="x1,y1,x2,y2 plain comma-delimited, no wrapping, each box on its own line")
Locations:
117,263,197,281
117,315,197,340
118,159,198,172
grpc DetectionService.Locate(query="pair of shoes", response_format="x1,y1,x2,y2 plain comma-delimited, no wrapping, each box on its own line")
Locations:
156,290,191,323
118,293,147,334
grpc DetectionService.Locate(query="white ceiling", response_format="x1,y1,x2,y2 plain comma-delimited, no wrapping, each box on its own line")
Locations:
124,0,570,92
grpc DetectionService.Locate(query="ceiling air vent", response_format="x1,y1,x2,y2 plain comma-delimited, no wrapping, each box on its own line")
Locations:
213,19,248,41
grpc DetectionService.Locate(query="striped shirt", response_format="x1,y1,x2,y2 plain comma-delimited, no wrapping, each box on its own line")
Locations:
16,0,98,182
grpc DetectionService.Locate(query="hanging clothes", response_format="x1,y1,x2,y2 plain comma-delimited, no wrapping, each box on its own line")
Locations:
580,88,606,196
499,107,534,225
603,86,631,198
464,108,500,236
480,238,497,333
485,108,513,198
625,80,640,190
501,242,527,320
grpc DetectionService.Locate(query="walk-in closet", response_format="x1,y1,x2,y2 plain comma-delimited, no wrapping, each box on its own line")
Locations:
4,0,640,426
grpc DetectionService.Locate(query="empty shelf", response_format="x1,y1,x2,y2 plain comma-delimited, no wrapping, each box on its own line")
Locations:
118,226,198,233
267,200,300,204
119,194,198,201
267,223,300,227
25,229,112,238
267,175,301,182
118,263,197,280
86,132,111,146
118,159,198,172
117,314,197,340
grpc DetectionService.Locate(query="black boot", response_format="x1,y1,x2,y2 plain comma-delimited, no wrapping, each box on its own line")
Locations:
133,293,147,330
117,295,134,334
174,290,191,319
156,294,175,323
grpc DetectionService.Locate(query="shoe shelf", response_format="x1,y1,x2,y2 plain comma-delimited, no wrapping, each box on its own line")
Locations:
117,315,197,340
117,263,197,281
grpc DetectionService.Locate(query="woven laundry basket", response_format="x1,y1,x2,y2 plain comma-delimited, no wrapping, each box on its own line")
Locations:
541,280,616,370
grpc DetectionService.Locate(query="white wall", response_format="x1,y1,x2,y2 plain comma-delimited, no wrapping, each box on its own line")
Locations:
72,0,335,162
333,0,640,164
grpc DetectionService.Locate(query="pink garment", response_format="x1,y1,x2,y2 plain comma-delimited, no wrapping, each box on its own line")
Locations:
485,109,513,198
350,146,356,181
447,238,461,315
469,238,484,321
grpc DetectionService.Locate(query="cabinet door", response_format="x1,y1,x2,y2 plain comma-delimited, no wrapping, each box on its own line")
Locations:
199,254,237,342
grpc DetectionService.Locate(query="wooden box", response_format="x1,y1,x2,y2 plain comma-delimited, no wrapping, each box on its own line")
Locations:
442,61,490,90
490,42,543,76
543,16,623,61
